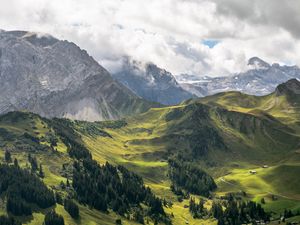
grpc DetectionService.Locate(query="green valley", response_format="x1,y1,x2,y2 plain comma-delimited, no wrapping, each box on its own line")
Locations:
1,79,300,224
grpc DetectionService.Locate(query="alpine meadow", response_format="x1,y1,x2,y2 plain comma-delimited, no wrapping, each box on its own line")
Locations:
1,1,300,225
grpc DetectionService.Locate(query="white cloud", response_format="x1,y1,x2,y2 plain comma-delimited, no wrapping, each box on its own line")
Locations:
0,0,300,77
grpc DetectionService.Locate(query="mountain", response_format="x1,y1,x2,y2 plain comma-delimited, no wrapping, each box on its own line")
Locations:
178,57,300,97
247,56,270,70
112,58,194,105
195,78,300,121
0,30,155,121
275,78,300,96
1,80,300,224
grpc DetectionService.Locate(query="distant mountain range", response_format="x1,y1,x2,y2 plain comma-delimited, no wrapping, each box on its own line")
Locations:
1,30,300,121
113,57,300,104
0,30,154,121
177,57,300,97
112,58,194,105
1,79,299,224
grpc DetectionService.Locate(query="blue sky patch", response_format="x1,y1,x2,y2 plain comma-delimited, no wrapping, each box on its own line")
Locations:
202,39,220,48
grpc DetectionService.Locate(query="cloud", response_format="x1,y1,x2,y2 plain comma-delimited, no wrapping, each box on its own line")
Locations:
213,0,300,38
0,0,300,77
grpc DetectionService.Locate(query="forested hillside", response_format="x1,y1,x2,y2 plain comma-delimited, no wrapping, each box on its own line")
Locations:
0,80,300,224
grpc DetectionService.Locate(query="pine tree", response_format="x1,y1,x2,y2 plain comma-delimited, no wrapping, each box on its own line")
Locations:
28,154,38,171
6,195,32,216
115,218,122,225
0,215,21,225
55,192,63,205
39,164,44,178
14,158,19,167
212,201,223,219
0,164,55,216
5,150,12,163
64,199,79,219
44,210,64,225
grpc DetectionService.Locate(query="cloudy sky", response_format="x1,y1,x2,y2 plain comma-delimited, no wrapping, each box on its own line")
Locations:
1,0,300,76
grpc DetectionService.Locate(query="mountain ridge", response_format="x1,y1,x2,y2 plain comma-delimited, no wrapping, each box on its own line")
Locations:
275,78,300,96
0,80,300,224
0,30,155,121
178,57,300,97
112,57,194,105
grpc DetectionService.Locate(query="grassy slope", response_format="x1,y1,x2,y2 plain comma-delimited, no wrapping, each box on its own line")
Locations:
78,97,300,223
196,90,300,125
1,82,300,224
189,86,300,218
0,113,139,225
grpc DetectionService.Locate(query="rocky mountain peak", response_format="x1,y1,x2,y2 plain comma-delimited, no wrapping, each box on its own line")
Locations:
145,63,178,85
248,57,270,70
275,78,300,96
0,30,153,121
2,30,59,47
113,58,194,105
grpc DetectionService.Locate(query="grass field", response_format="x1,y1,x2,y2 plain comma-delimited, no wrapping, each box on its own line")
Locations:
1,84,300,224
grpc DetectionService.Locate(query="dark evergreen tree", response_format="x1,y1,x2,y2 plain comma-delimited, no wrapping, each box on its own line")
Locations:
6,194,32,216
60,181,66,190
13,158,19,168
48,121,169,223
212,201,223,220
55,192,63,205
134,209,144,224
212,198,270,225
5,150,12,163
0,164,55,216
115,218,122,225
64,199,79,219
189,197,206,218
28,154,38,171
66,179,70,187
0,215,21,225
72,159,167,222
168,158,216,197
284,209,294,218
44,210,64,225
39,164,44,178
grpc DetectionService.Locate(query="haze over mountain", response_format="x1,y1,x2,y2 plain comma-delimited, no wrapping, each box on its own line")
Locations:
112,58,194,105
178,57,300,97
1,79,300,224
1,0,300,224
0,30,154,121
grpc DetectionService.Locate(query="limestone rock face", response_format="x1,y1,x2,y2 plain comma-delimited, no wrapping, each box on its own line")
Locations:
0,30,152,121
113,58,194,105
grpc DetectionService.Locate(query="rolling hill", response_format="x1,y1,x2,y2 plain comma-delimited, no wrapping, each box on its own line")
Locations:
0,80,300,224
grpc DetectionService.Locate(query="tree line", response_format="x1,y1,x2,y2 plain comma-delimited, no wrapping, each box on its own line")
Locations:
211,195,270,225
0,164,55,216
48,118,170,224
0,215,21,225
73,159,169,224
168,157,216,197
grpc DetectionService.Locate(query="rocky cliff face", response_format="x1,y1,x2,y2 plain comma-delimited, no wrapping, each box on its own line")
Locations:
113,58,194,105
0,30,153,121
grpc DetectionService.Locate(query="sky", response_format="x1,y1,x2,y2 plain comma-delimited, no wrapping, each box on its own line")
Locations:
1,0,300,77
